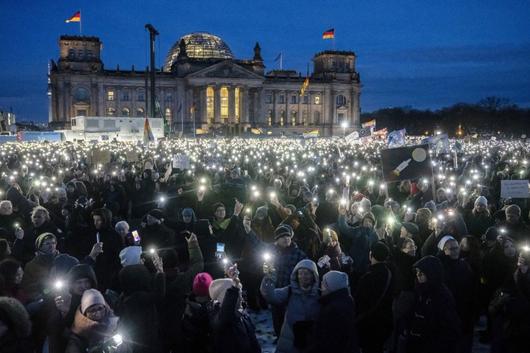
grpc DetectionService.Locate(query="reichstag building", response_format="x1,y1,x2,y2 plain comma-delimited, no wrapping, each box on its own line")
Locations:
49,32,361,135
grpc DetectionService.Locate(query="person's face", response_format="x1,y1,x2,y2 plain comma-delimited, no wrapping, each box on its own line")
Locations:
291,218,300,229
182,213,193,224
297,268,314,289
117,224,129,238
61,209,70,217
503,240,516,258
14,266,24,285
32,211,47,227
415,268,427,283
437,190,447,202
506,209,520,224
444,240,460,260
67,185,75,194
474,203,487,213
93,215,104,230
243,215,251,229
400,227,409,238
402,240,417,257
85,304,106,322
362,218,374,229
214,207,226,220
40,237,57,255
71,278,92,296
135,182,141,190
0,202,13,215
275,235,292,248
460,238,470,252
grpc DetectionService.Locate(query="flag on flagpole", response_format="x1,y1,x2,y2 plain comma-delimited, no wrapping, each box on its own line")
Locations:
273,53,282,62
299,77,309,96
65,11,81,23
322,28,335,39
361,119,376,129
143,118,155,143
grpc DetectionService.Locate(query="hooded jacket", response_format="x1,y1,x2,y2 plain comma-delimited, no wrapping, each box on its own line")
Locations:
0,297,34,353
261,259,320,353
406,256,461,353
65,306,119,353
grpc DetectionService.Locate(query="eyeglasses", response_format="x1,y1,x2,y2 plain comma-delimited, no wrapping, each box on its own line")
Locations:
85,305,105,315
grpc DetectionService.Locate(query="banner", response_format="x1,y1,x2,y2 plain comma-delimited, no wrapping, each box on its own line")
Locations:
501,180,530,199
381,144,432,182
345,131,359,142
422,133,449,154
172,154,191,170
358,127,372,138
387,129,406,148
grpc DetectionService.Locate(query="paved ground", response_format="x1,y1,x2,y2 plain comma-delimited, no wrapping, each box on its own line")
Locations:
250,309,490,353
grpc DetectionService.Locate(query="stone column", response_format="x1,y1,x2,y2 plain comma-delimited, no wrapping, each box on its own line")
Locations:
308,92,313,125
214,86,221,124
65,82,72,122
256,87,263,126
199,86,207,126
243,88,250,124
272,90,277,125
324,88,332,136
284,90,289,126
352,85,361,129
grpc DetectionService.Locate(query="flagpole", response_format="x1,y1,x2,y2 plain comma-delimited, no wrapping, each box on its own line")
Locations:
280,53,283,70
79,10,82,34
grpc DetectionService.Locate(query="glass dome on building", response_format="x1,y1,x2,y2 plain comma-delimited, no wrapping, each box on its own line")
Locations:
164,32,234,71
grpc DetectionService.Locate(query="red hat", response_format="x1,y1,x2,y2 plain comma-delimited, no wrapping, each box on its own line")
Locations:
192,272,213,297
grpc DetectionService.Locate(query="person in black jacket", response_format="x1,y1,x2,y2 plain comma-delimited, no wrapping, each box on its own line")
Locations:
404,256,461,353
139,208,176,252
0,296,34,353
208,265,261,353
354,241,394,353
309,270,359,353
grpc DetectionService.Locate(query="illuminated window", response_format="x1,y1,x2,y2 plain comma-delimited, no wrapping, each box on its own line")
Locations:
121,107,130,116
314,95,321,105
165,108,172,119
267,110,272,126
235,87,240,123
136,107,145,117
291,111,297,126
279,95,285,104
106,107,116,116
206,86,214,123
220,86,229,120
107,90,115,101
280,110,285,126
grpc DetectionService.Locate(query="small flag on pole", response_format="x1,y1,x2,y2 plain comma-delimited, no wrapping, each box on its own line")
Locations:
65,11,81,23
322,28,335,40
299,77,309,96
143,118,155,143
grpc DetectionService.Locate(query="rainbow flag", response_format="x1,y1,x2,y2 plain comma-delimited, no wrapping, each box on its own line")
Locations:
65,11,81,23
143,118,155,143
322,28,335,40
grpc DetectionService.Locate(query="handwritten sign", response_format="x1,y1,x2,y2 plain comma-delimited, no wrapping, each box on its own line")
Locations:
501,180,530,199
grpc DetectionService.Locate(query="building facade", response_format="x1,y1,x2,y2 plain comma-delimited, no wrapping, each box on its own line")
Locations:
49,32,361,136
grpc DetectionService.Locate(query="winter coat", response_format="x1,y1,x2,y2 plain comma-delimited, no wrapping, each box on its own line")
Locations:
139,223,176,251
482,244,518,302
209,286,261,353
13,220,62,264
20,253,56,301
405,256,461,353
308,288,359,353
464,210,494,238
93,227,123,291
337,215,378,274
261,259,320,353
181,295,213,353
0,297,34,353
354,262,394,348
65,307,119,353
273,243,307,289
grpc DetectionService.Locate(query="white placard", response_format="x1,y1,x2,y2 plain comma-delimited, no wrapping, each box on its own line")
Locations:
172,154,190,170
501,180,530,199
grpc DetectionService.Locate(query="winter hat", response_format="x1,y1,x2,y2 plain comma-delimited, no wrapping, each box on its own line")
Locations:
402,222,419,236
148,208,164,220
424,200,437,213
119,246,143,267
274,224,294,240
437,235,456,251
474,196,488,207
370,241,390,261
209,278,234,304
192,272,213,297
321,270,349,296
51,254,80,278
362,212,376,226
80,289,106,314
254,206,269,220
0,296,32,338
483,227,499,242
67,264,98,289
182,208,194,217
35,233,56,250
359,198,372,212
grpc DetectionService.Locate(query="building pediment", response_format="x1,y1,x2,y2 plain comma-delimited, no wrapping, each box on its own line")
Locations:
187,60,264,80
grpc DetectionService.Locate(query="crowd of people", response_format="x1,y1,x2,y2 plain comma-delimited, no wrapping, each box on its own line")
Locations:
0,136,529,353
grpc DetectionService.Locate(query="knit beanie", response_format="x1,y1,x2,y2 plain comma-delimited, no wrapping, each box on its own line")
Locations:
148,208,164,220
192,272,213,297
483,227,499,242
362,212,376,226
321,270,349,296
119,246,143,267
80,289,106,314
274,224,294,240
254,206,269,220
370,241,390,261
474,196,488,207
437,235,456,251
209,278,234,304
51,254,80,278
35,233,56,250
402,222,419,236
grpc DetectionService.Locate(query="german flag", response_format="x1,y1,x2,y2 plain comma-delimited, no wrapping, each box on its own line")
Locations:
322,28,335,40
299,77,309,96
65,11,81,23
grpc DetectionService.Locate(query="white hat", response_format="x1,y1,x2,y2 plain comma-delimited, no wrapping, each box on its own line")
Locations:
80,289,106,314
474,196,488,207
321,271,349,296
208,278,234,304
437,235,456,251
119,246,142,267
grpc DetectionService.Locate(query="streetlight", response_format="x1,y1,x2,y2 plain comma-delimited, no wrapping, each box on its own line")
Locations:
341,121,348,136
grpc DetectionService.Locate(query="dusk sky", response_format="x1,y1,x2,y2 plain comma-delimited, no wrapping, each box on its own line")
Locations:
1,0,529,121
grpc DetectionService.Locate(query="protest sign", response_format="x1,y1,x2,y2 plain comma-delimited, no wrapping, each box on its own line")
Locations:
381,144,432,182
501,180,530,199
172,153,191,170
